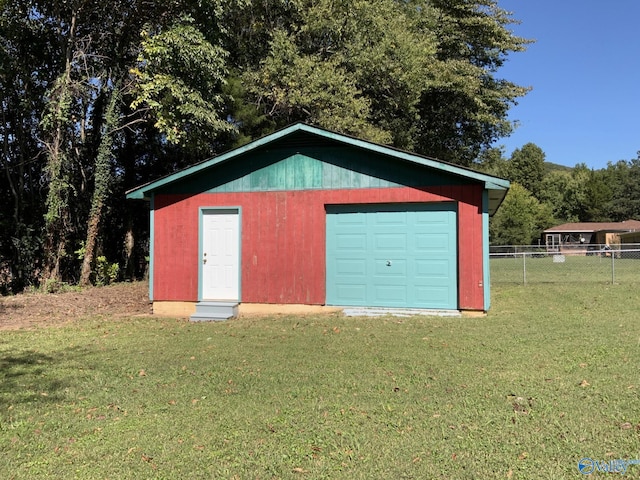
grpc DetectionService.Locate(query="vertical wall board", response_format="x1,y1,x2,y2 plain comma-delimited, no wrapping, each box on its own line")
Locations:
153,194,201,301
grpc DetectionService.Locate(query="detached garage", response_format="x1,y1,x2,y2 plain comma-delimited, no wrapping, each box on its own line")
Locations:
126,123,509,319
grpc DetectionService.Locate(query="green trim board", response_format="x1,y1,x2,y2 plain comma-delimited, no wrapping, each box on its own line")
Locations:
326,203,458,309
126,123,509,215
148,194,154,302
482,190,491,310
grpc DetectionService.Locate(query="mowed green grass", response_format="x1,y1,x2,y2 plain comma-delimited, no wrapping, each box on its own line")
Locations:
491,254,640,284
2,283,640,479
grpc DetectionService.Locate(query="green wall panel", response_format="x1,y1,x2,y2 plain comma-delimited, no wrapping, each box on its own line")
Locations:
156,145,472,196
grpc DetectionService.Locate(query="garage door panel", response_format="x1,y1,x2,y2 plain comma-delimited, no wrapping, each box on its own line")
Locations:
375,211,407,225
335,212,366,225
326,203,457,309
415,233,450,252
374,285,407,303
415,259,450,278
374,259,407,276
334,284,367,303
374,233,407,251
336,233,367,250
415,210,449,224
414,286,451,307
335,258,367,276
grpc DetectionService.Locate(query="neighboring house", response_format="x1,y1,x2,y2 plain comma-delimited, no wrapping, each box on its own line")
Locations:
126,123,510,320
619,230,640,244
544,220,640,252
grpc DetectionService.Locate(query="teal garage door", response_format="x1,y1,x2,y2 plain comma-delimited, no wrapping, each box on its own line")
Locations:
326,203,457,309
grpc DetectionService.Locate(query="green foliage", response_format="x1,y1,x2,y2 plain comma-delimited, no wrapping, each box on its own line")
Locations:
602,158,640,221
95,256,120,286
41,74,74,230
131,17,234,147
475,146,508,177
507,142,546,199
238,0,531,163
246,28,390,143
411,0,532,164
490,183,552,245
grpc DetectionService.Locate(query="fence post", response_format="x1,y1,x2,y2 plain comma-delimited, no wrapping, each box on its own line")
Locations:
611,250,615,284
523,252,527,285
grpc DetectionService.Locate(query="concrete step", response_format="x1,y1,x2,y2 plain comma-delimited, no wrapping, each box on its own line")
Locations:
190,301,238,322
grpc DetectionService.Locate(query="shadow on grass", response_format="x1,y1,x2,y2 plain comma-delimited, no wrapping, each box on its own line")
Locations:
0,346,87,409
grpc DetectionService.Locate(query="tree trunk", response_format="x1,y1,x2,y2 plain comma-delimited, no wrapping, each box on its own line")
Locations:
79,85,120,286
41,10,77,286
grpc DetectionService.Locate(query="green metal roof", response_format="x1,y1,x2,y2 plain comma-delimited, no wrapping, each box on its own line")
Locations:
126,123,510,214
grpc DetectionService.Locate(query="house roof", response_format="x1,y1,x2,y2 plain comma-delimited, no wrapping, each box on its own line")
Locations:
126,123,510,214
544,220,640,233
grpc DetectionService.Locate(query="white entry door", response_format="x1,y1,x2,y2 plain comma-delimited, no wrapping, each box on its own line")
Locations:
201,209,240,301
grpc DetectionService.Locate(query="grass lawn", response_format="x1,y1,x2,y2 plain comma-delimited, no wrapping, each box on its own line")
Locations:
491,254,640,284
2,283,640,478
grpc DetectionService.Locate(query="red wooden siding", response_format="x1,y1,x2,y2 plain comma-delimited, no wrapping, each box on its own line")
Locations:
153,184,486,309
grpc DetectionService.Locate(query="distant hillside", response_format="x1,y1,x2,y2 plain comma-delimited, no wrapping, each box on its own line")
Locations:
545,162,573,173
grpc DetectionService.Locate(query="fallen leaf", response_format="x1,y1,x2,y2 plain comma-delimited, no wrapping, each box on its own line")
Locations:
620,422,633,430
138,369,146,377
141,454,153,462
579,379,590,387
518,451,528,460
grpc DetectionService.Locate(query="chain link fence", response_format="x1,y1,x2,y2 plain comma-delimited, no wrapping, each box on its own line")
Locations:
490,244,640,284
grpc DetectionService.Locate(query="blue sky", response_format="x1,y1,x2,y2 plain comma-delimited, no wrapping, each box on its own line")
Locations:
495,1,640,169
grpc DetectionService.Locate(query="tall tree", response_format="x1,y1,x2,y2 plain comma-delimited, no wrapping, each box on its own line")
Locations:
490,183,553,245
232,0,531,164
411,0,531,164
39,0,82,285
603,158,640,221
79,85,120,286
507,142,546,199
